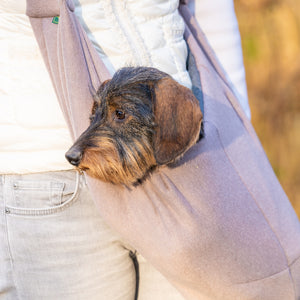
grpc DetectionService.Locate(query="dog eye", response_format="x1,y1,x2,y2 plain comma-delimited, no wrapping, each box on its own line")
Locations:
115,109,125,120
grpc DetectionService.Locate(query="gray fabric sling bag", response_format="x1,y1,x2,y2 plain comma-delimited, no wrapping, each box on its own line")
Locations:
26,0,300,298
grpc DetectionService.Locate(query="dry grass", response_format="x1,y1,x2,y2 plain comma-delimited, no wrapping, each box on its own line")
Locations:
235,0,300,217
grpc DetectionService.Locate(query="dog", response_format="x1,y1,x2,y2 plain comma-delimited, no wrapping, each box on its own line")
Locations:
65,67,203,186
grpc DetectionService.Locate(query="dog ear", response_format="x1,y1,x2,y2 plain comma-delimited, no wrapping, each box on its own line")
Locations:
152,77,203,165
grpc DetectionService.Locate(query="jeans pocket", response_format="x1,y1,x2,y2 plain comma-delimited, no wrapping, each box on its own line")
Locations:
5,171,81,216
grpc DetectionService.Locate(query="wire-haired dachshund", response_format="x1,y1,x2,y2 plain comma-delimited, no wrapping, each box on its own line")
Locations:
65,67,203,186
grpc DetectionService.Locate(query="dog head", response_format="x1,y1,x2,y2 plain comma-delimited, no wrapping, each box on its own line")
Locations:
65,67,202,185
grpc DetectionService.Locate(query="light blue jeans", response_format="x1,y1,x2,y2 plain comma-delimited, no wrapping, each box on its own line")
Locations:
0,170,136,299
0,170,184,300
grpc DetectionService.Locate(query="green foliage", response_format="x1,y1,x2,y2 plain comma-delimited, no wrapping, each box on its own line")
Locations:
243,35,260,61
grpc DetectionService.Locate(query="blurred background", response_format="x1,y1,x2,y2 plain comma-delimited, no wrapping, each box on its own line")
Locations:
234,0,300,218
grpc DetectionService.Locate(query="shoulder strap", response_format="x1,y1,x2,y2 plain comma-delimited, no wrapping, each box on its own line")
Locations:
26,0,60,18
27,0,111,139
179,2,260,145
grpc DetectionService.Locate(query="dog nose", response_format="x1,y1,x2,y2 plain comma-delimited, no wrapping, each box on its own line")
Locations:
65,148,83,166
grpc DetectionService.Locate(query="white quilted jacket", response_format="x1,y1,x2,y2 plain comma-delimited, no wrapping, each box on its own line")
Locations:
74,0,192,87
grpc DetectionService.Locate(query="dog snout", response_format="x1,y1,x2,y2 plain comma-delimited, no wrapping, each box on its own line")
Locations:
65,148,83,166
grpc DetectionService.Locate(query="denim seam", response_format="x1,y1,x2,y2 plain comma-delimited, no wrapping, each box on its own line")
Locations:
2,176,20,299
5,171,81,216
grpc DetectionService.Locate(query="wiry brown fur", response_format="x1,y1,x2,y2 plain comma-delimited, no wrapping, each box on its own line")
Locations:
65,67,202,186
79,135,156,185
